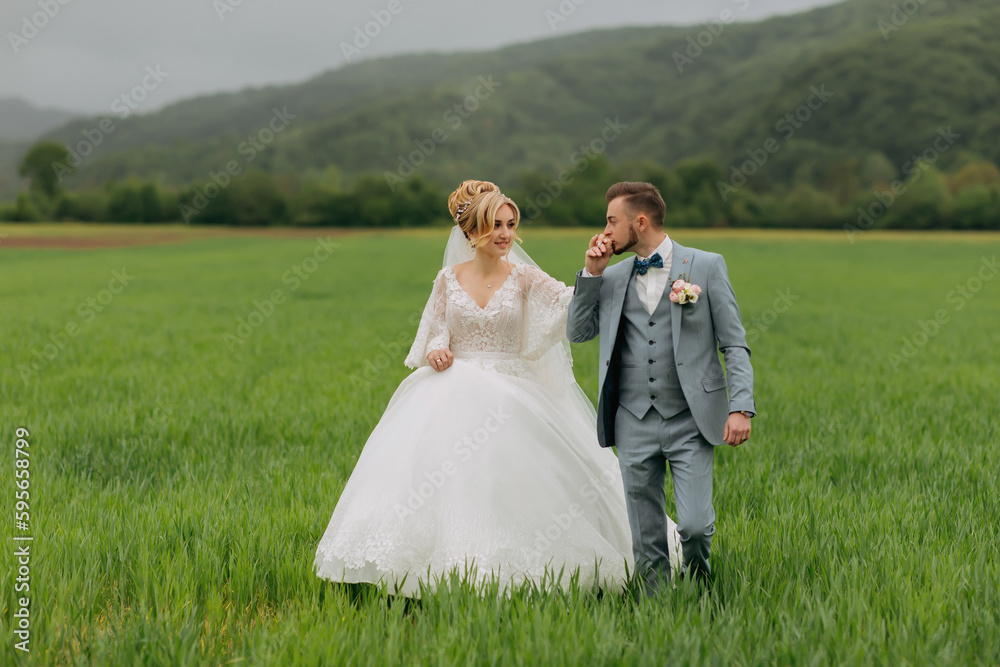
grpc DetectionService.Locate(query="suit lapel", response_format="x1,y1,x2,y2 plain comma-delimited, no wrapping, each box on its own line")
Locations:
669,242,694,357
607,257,635,354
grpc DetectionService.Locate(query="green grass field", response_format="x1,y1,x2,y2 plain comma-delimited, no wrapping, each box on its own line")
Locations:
2,226,999,665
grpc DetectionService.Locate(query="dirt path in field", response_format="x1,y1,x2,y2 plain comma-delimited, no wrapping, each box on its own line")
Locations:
0,226,357,249
4,226,997,249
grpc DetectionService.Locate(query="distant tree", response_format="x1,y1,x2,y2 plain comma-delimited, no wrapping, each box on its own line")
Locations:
324,192,363,226
292,182,338,226
673,158,723,207
19,141,74,198
885,165,951,229
616,160,672,194
106,183,143,222
138,183,164,222
858,152,898,189
11,191,48,222
823,158,861,205
385,175,442,227
951,185,1000,230
781,183,843,229
352,175,395,226
948,161,1000,194
663,205,708,229
228,170,287,226
724,190,784,228
54,190,107,222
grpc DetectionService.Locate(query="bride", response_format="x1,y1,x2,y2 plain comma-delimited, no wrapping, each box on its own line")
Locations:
314,180,680,596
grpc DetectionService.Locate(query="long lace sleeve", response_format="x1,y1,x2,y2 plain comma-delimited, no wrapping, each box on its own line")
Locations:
404,269,450,369
519,265,576,361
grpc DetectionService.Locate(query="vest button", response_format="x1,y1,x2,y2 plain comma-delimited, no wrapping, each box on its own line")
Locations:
648,340,654,345
650,395,657,400
648,322,655,326
648,360,654,364
649,378,654,382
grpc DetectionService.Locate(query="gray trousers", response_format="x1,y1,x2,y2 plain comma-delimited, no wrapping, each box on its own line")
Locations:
615,405,715,593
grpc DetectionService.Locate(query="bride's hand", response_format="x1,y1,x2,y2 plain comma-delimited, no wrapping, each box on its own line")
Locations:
427,349,454,372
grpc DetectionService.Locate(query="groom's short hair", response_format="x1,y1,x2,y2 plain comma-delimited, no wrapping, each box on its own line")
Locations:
606,182,665,228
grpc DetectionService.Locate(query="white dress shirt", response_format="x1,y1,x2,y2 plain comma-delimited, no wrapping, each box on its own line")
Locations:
635,234,673,315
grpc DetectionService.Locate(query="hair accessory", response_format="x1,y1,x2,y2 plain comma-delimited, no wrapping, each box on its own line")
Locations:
454,199,473,221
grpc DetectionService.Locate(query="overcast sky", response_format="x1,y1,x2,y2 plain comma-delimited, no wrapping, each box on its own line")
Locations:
2,0,841,114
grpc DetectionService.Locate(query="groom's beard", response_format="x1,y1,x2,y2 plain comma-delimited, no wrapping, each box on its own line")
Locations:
613,222,640,255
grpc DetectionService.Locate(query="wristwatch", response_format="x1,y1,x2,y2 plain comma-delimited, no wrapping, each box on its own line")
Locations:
739,410,755,419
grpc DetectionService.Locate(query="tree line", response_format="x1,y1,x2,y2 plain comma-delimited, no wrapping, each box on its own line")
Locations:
5,140,999,231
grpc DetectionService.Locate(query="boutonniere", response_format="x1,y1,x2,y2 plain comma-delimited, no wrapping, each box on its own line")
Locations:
668,276,702,304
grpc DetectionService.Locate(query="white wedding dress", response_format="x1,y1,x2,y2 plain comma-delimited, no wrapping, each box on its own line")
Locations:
314,256,680,597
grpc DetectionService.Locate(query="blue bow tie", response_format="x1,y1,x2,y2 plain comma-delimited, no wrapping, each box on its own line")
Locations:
634,252,663,275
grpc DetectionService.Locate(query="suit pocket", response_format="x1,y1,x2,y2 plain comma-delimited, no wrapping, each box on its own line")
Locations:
702,373,727,392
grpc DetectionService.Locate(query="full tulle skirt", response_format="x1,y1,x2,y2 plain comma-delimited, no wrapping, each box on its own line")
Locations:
313,360,641,597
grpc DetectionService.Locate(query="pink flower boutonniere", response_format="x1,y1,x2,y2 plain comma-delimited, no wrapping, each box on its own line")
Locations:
668,278,702,304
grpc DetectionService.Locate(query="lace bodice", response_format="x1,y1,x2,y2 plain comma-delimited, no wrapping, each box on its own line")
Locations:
404,263,575,381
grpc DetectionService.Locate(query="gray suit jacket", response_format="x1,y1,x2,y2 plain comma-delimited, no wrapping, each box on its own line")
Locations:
567,241,755,447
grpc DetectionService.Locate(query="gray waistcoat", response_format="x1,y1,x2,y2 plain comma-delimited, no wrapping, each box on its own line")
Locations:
618,272,688,420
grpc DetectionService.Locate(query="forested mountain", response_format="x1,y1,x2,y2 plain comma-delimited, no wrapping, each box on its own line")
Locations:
6,0,999,230
29,0,996,195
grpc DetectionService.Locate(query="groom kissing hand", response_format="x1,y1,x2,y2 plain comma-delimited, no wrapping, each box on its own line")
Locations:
567,181,756,594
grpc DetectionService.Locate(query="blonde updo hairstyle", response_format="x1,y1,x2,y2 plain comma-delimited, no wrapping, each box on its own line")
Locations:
448,180,521,250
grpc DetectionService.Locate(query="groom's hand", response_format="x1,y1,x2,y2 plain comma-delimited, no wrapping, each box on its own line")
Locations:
723,412,751,447
427,349,454,372
585,233,613,276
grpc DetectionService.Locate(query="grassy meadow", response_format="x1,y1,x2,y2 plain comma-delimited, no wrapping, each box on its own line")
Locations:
1,225,998,665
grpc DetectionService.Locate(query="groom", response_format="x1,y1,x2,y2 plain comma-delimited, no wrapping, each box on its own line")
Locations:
567,182,755,594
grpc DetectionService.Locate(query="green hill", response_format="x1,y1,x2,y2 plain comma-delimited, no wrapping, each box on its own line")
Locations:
0,98,79,143
9,0,1000,226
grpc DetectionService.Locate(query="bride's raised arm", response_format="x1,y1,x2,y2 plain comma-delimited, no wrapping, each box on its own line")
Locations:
518,264,575,361
404,269,450,369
